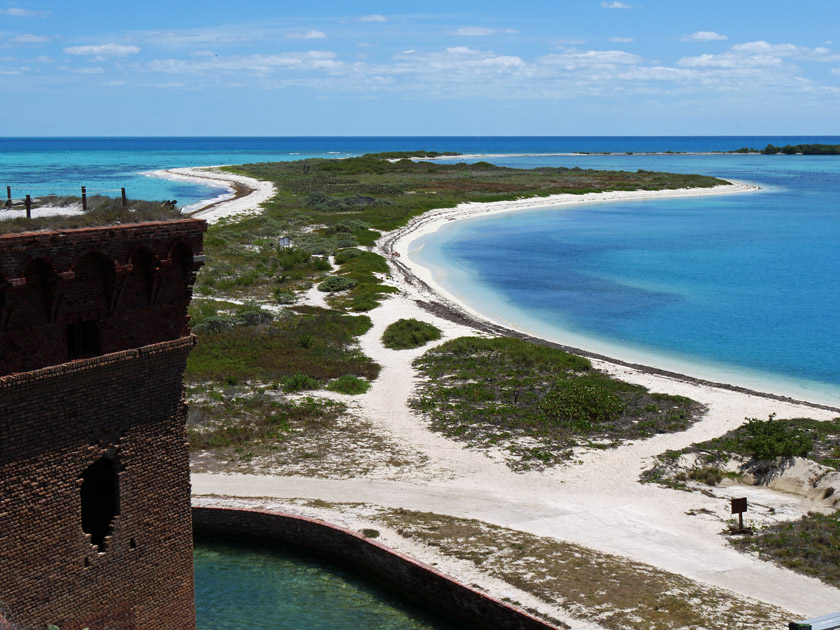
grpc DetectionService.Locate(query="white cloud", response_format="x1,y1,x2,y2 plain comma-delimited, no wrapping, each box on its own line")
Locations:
682,31,728,42
75,66,104,74
609,37,634,43
359,15,386,22
0,7,46,17
679,41,840,69
602,2,632,8
64,44,141,57
286,30,326,40
449,27,496,36
540,49,642,67
8,33,49,44
148,51,343,76
832,68,840,75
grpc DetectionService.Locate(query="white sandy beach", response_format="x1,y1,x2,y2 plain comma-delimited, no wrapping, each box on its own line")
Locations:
148,166,277,223
170,167,840,625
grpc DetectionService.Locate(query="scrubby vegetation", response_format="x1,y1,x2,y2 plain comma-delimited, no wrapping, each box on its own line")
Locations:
326,374,371,395
372,507,788,629
0,195,181,234
761,143,840,155
188,393,345,451
410,336,703,469
643,415,840,491
186,304,378,385
381,318,442,350
733,511,840,588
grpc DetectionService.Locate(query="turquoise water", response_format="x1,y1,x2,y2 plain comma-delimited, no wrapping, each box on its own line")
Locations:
413,152,840,404
193,536,463,629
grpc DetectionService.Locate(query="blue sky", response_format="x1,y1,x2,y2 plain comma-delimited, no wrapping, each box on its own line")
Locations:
2,0,839,135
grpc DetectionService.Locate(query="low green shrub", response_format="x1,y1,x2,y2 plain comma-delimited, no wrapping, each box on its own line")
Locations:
743,414,812,459
312,256,332,271
326,374,370,395
273,288,296,304
334,247,364,265
382,318,442,349
318,276,358,292
540,377,626,430
284,372,320,392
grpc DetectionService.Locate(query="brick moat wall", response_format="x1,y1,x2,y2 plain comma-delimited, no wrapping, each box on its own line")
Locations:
193,506,563,630
0,220,204,630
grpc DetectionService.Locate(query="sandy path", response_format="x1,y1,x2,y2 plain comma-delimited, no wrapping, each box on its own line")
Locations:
175,166,840,619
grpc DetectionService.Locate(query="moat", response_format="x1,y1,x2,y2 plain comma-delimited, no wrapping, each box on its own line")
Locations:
194,536,463,629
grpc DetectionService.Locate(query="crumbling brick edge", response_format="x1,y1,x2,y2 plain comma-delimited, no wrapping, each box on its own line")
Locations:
192,506,563,630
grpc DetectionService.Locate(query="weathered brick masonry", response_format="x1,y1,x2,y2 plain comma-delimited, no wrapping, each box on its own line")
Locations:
0,219,205,630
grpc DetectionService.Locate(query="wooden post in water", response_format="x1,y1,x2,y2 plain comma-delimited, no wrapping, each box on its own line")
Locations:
121,188,127,207
24,195,31,219
81,186,87,211
6,186,11,208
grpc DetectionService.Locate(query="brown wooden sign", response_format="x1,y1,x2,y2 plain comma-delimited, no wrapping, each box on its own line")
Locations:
731,497,747,514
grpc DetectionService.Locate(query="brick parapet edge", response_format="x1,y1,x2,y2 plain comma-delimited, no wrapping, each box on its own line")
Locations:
192,506,564,630
0,336,197,389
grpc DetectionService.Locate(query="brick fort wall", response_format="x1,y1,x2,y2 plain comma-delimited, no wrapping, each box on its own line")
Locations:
0,219,205,630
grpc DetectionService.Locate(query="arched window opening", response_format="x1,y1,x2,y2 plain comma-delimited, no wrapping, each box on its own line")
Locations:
80,457,120,551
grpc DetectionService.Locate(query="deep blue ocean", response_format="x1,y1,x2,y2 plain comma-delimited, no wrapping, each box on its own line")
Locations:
3,136,839,404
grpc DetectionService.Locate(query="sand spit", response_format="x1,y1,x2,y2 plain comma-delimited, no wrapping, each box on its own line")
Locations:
147,166,276,223
176,166,840,621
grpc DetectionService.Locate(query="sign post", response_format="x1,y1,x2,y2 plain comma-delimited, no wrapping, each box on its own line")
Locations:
730,497,750,534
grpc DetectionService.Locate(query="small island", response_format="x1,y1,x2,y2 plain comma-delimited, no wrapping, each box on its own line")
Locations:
732,143,840,155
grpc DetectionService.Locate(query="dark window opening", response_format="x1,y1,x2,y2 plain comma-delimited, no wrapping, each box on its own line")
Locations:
81,457,119,551
129,538,137,550
67,320,101,359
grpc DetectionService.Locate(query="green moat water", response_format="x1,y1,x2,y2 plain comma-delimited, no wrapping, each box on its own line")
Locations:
194,536,464,629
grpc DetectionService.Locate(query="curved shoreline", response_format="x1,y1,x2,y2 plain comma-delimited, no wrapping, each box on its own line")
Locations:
159,163,837,411
146,166,276,223
382,181,839,413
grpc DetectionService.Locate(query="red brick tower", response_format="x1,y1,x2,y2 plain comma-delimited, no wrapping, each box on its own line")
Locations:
0,219,206,630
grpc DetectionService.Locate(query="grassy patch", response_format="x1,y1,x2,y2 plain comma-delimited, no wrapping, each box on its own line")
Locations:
374,508,788,629
410,336,703,469
187,385,425,476
732,511,840,587
642,415,840,499
0,195,182,234
318,276,358,292
188,392,344,451
186,306,378,384
382,318,442,350
326,374,371,395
